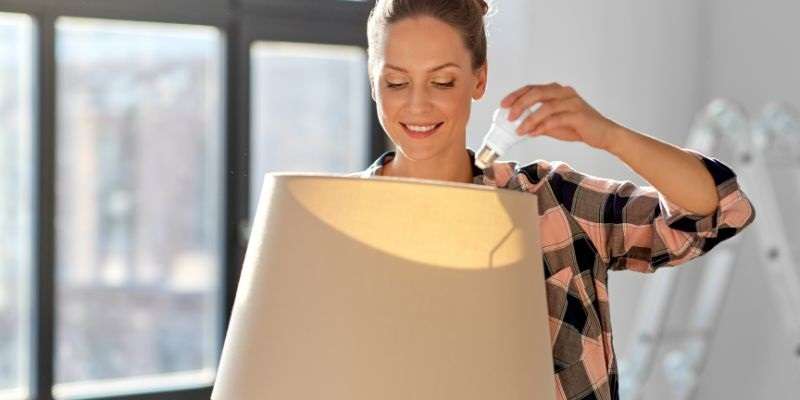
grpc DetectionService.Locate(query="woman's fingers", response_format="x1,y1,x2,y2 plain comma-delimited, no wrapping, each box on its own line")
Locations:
507,83,576,121
537,112,577,134
536,125,581,142
500,83,620,149
530,113,582,141
500,85,534,108
500,83,561,114
516,97,582,135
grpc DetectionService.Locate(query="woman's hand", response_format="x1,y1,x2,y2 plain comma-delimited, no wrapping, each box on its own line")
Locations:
501,82,723,216
500,82,623,152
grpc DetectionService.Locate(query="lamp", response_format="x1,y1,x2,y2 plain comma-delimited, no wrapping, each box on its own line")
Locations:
211,173,555,399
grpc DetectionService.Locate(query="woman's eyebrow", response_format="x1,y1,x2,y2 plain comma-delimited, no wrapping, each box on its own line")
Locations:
384,62,461,73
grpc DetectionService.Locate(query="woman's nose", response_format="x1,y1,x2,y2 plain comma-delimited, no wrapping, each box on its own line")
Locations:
407,85,434,112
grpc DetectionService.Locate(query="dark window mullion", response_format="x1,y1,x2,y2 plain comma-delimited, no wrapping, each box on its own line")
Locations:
222,1,250,352
63,387,213,400
241,0,372,24
0,1,227,26
243,13,367,47
369,93,388,162
0,0,228,24
31,11,57,400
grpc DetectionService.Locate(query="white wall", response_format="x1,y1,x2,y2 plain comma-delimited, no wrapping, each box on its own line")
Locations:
701,0,800,112
467,0,800,398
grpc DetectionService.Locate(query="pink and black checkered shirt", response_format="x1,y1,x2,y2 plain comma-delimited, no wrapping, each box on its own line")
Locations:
354,147,756,400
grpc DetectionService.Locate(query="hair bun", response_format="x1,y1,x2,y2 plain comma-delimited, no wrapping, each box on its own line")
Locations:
476,0,489,16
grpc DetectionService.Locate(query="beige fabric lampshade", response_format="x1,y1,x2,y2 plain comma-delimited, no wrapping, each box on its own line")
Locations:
211,173,555,400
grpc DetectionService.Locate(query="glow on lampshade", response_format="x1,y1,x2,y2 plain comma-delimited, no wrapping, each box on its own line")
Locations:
287,175,530,269
212,173,555,400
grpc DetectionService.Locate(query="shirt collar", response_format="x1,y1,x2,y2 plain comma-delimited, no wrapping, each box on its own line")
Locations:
363,147,486,185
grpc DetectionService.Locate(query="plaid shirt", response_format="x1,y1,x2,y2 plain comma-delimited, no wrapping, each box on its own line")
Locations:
353,147,756,400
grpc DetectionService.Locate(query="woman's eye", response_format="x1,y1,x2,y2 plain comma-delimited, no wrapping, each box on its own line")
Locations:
386,81,455,89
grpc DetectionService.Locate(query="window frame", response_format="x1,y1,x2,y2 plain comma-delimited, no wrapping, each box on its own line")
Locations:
0,1,382,399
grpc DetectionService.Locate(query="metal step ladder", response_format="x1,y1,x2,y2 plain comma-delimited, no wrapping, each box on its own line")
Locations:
618,99,800,400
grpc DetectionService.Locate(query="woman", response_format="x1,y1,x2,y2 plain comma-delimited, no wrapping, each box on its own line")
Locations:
356,1,756,399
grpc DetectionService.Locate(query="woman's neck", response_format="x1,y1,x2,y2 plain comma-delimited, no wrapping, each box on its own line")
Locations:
381,147,474,184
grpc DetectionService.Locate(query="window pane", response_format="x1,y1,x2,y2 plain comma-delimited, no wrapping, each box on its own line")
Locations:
54,18,222,397
250,41,368,215
0,12,33,400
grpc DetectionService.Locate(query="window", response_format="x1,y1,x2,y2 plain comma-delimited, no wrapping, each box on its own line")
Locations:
249,41,369,214
0,1,375,398
0,12,34,400
54,17,223,398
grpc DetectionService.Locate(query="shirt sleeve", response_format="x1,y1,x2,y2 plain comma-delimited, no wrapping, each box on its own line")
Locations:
532,148,756,273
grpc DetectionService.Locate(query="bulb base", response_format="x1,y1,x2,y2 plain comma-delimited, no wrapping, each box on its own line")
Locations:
475,145,500,170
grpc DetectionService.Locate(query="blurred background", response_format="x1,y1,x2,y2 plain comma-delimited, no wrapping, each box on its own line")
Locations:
0,0,798,399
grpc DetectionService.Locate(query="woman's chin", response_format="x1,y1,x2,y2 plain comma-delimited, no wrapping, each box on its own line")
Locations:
396,143,451,162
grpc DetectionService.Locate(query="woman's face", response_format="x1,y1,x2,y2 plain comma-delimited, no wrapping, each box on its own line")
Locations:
371,16,487,161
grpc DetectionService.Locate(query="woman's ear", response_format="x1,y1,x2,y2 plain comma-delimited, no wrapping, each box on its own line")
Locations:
472,63,488,101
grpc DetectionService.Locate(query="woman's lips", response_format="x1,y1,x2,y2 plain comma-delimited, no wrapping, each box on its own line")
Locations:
401,122,444,139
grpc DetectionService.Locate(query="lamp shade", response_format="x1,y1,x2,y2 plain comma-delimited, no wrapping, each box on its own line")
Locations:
212,173,555,400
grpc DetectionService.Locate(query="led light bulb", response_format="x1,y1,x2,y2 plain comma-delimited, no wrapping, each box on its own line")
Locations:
475,103,542,170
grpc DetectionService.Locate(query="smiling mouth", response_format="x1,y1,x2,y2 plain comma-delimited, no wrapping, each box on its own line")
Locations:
401,122,444,138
